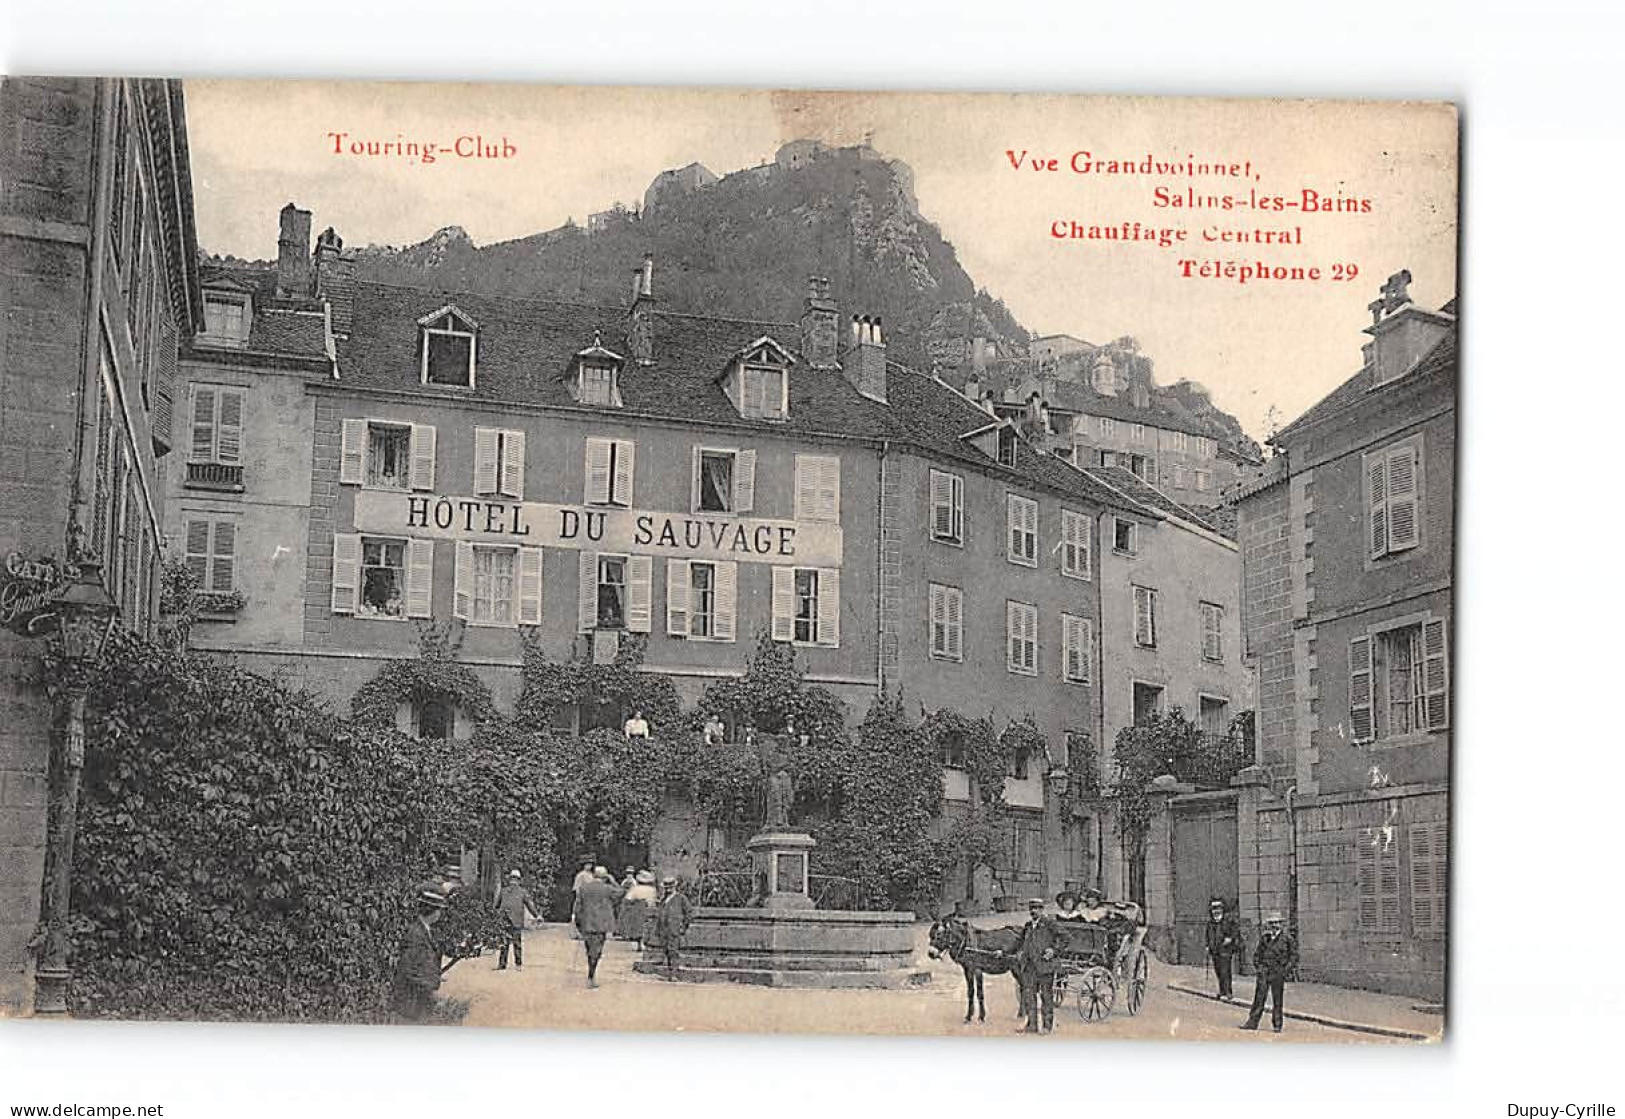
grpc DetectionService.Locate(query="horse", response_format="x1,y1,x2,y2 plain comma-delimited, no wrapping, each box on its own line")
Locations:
927,915,1031,1024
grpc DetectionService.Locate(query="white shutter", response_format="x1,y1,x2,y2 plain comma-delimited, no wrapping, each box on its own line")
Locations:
816,568,839,646
1387,445,1419,552
473,427,499,494
1368,455,1389,558
1349,635,1374,742
517,546,543,625
714,562,737,642
409,424,436,491
734,449,756,513
1006,602,1019,672
1408,823,1436,937
577,551,597,632
339,418,367,485
1081,618,1093,683
951,475,964,542
191,386,216,460
184,519,210,585
612,439,635,507
795,456,815,521
666,559,691,636
770,566,795,642
585,438,612,505
501,430,526,499
405,539,434,618
453,540,474,620
946,586,963,661
331,533,360,614
929,583,946,656
689,446,702,512
626,554,652,633
820,456,840,522
930,470,952,539
1062,615,1079,681
216,389,244,464
1357,833,1378,929
211,520,236,592
1422,617,1449,730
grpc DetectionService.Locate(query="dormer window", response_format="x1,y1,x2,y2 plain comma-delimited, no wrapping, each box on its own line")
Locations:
572,335,624,407
199,290,251,347
726,338,795,421
997,427,1018,467
418,305,477,388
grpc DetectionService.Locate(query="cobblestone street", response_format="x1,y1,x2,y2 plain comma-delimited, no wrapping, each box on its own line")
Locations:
441,924,1426,1043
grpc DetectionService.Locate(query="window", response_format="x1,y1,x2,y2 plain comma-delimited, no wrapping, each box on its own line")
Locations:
585,437,635,506
189,385,244,464
794,454,840,522
1006,600,1037,675
420,308,476,387
1132,681,1165,725
1132,585,1158,647
577,552,651,633
1100,417,1116,439
1366,438,1422,559
694,448,756,514
666,559,736,641
1060,509,1091,579
359,537,407,619
1201,601,1224,662
1349,617,1448,742
474,427,526,499
1194,469,1213,493
1170,464,1188,489
183,516,236,593
929,469,964,545
579,361,619,406
1006,494,1037,567
1130,423,1144,443
997,427,1017,467
596,554,627,629
1357,828,1402,935
1061,613,1091,683
201,294,248,344
415,699,454,742
941,730,966,769
1165,431,1189,453
929,583,963,661
1408,821,1448,940
772,566,839,646
470,546,517,625
741,363,786,420
339,420,435,491
1113,517,1138,555
1199,695,1230,738
1011,746,1032,781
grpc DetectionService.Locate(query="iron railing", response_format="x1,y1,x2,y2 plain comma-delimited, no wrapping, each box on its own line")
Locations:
185,461,244,491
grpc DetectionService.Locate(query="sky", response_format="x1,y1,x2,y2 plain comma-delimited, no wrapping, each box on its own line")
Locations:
187,82,1458,442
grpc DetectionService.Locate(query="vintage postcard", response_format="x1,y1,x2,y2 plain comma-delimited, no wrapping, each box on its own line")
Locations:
0,79,1456,1043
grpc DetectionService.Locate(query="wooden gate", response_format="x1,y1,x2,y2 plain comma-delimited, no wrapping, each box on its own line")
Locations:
1172,803,1239,965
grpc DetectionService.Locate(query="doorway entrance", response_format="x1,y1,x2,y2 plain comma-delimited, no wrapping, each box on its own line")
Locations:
1172,800,1239,965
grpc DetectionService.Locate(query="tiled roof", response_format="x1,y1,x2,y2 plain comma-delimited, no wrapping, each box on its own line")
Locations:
964,363,1223,438
1273,327,1457,444
1081,466,1218,532
247,308,329,359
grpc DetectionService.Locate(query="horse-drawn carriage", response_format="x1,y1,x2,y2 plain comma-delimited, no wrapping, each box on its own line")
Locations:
1049,902,1150,1021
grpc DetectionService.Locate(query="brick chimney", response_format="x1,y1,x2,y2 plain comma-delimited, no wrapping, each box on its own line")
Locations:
971,335,987,375
799,276,839,370
1362,270,1454,386
627,253,655,365
312,226,356,336
843,315,887,403
276,202,313,299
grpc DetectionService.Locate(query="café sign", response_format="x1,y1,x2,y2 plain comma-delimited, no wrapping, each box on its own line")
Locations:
354,492,843,568
1,551,70,637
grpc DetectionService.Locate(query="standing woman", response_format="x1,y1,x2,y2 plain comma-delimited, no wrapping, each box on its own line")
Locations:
618,870,658,943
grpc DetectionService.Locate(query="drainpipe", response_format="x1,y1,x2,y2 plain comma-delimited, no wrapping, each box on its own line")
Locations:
1284,783,1300,948
875,440,890,693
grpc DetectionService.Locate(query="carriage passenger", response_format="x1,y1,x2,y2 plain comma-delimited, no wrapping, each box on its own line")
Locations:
1055,890,1085,920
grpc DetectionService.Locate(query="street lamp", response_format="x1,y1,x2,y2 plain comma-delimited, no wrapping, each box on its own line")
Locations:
33,558,117,1016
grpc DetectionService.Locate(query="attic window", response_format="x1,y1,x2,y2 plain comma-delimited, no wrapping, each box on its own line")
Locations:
742,364,786,420
573,336,625,407
200,292,250,346
997,427,1018,467
419,308,476,388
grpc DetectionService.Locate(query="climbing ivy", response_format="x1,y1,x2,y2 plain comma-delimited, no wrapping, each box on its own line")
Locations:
350,621,496,732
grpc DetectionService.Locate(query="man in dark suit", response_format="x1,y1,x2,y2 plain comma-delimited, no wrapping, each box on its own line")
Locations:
1240,910,1297,1033
649,876,694,978
392,888,448,1023
1205,897,1241,998
574,865,625,988
1017,898,1061,1034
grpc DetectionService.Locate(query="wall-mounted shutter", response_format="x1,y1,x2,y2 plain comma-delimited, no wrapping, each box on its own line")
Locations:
795,457,815,521
795,455,839,522
452,541,473,620
1421,617,1449,730
1356,834,1378,929
1349,635,1374,742
405,539,434,619
714,562,737,642
929,583,946,655
945,587,963,661
191,386,216,460
1387,445,1419,552
1368,456,1388,558
626,555,653,633
585,438,612,504
577,551,597,632
1378,832,1401,934
1081,618,1093,683
517,546,543,625
816,568,840,646
501,430,527,499
733,449,756,513
473,427,499,494
216,390,244,464
666,559,690,636
409,424,436,491
339,419,367,485
930,470,952,537
770,566,795,642
612,439,635,506
184,519,210,586
210,520,236,593
1408,820,1448,939
331,533,360,614
820,457,840,522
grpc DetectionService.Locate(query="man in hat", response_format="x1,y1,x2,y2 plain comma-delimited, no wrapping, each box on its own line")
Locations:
1017,897,1061,1034
1205,897,1241,999
568,853,595,939
574,865,625,987
650,876,694,978
1240,911,1297,1033
493,869,538,971
392,888,448,1023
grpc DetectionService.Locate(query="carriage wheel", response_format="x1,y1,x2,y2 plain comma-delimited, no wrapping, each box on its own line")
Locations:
1125,949,1149,1016
1073,966,1116,1022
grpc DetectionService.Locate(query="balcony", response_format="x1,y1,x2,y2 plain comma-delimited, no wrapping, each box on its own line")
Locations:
1178,731,1256,790
184,461,244,492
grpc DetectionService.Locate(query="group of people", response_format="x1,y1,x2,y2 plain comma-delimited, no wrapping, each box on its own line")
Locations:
1205,896,1299,1033
1013,887,1129,1033
569,855,693,987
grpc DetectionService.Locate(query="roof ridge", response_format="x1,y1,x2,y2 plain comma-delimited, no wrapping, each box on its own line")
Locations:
354,277,621,315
